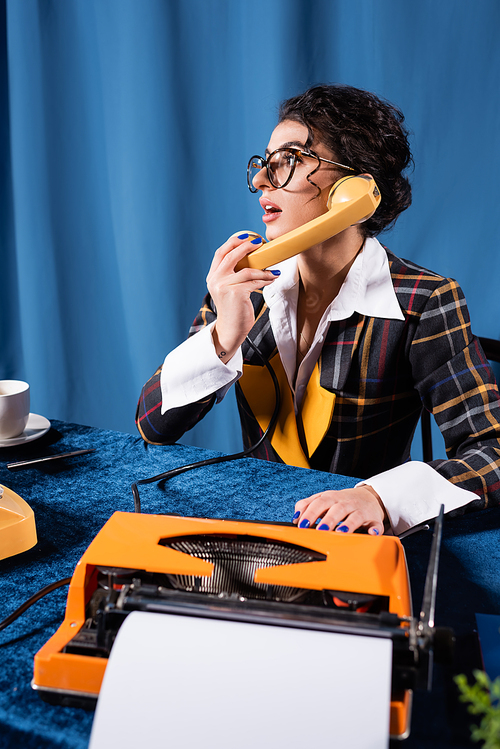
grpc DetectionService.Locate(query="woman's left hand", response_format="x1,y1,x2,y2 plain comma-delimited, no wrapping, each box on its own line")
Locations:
292,486,387,536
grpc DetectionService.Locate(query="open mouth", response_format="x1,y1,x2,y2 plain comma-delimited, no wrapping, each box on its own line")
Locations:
261,199,282,223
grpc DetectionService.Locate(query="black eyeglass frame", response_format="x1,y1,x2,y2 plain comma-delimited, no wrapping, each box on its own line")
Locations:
247,147,355,193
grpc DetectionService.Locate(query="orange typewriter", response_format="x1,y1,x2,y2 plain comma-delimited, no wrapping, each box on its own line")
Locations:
32,509,449,740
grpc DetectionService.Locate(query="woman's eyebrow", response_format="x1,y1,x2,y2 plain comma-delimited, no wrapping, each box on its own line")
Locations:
264,141,307,157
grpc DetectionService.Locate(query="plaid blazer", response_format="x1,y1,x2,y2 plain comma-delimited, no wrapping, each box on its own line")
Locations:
136,249,500,512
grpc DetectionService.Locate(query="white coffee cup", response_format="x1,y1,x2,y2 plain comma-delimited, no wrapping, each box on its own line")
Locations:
0,380,30,439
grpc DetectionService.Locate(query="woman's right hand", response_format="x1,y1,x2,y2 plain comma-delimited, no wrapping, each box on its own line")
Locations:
206,233,280,362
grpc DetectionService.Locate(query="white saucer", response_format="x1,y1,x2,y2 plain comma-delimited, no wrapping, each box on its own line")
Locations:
0,414,51,447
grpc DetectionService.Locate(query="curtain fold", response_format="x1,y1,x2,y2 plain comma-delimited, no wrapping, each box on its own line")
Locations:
1,0,499,456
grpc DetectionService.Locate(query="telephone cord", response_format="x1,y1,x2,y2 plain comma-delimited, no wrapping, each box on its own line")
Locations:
131,337,281,513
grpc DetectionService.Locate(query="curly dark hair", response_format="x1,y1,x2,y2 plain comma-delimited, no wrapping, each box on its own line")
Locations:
278,84,413,237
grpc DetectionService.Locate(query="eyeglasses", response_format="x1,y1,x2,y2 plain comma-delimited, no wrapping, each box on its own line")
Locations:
247,147,355,193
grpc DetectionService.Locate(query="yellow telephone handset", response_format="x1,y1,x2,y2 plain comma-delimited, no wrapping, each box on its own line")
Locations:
234,174,381,271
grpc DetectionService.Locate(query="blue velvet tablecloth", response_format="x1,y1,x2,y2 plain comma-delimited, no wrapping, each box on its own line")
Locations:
1,420,499,748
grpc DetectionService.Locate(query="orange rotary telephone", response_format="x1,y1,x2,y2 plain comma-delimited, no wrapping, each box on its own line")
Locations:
0,484,37,560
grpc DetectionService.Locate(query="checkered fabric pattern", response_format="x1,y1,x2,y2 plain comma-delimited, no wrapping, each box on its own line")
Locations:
136,249,500,511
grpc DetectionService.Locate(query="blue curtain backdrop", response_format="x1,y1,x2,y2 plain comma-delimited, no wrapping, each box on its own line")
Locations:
1,0,499,460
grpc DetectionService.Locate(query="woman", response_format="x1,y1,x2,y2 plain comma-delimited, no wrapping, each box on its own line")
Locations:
136,84,500,536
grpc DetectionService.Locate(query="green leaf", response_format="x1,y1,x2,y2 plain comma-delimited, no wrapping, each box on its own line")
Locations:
454,671,500,748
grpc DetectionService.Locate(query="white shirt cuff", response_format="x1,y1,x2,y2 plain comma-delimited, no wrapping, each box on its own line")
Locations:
160,323,243,414
356,461,477,536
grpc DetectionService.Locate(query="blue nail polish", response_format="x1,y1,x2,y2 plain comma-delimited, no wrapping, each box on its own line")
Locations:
336,524,349,533
292,510,300,520
299,518,310,529
251,237,262,245
270,270,281,276
372,528,380,536
237,233,249,239
318,523,330,531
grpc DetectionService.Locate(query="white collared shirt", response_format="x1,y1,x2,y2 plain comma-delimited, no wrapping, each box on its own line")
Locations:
160,238,476,534
262,237,405,413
